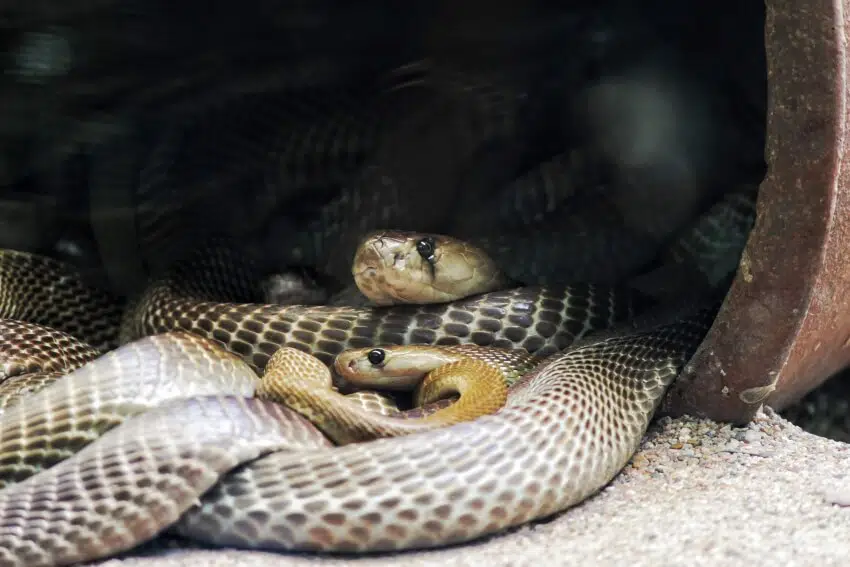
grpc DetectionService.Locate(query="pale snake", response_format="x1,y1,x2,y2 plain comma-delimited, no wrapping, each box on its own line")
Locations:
0,65,758,567
0,220,735,566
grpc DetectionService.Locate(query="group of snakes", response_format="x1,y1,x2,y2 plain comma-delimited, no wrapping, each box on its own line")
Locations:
0,62,767,566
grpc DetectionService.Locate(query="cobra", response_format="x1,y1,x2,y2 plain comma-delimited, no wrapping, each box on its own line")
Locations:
0,197,753,567
0,63,762,567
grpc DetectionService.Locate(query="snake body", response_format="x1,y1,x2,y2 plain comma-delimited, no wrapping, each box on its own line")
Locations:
0,332,259,488
0,61,758,567
0,163,745,565
0,230,720,566
119,243,641,373
1,394,332,566
0,295,715,564
175,306,715,553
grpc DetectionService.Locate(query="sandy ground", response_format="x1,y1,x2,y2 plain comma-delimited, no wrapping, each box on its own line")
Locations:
93,407,850,567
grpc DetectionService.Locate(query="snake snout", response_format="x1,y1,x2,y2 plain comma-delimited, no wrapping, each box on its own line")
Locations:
352,238,388,275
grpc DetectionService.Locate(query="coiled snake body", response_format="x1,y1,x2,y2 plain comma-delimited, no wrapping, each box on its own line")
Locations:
0,73,754,566
0,229,725,566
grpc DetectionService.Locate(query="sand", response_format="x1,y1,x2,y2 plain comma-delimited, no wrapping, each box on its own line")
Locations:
92,407,850,567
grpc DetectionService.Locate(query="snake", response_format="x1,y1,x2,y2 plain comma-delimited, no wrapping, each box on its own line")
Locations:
0,57,764,566
0,208,738,567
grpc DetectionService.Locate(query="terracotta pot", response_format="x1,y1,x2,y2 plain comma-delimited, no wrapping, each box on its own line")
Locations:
662,0,850,423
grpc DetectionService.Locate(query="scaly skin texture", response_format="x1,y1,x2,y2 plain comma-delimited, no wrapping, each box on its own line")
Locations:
0,182,757,565
0,175,764,564
119,243,639,374
0,371,67,412
0,332,259,488
0,320,100,383
0,395,331,567
0,244,669,566
0,294,714,564
172,306,716,552
0,251,123,351
0,52,763,564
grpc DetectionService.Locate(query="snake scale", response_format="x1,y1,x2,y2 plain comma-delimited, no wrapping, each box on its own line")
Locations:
0,61,760,566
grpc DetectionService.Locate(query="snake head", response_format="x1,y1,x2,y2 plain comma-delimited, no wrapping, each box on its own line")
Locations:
333,345,463,391
351,230,507,305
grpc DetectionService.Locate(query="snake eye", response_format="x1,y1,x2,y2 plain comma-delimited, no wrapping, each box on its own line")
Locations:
366,348,386,366
415,237,436,262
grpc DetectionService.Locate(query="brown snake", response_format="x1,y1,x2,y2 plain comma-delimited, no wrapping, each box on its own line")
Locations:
0,56,760,557
0,222,731,567
0,13,779,564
